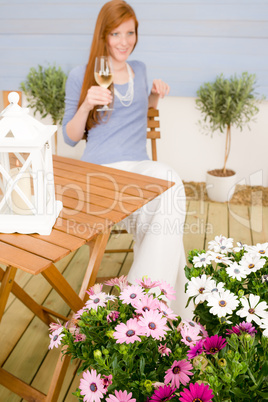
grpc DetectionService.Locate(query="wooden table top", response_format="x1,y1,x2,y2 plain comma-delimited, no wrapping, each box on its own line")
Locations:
0,155,174,275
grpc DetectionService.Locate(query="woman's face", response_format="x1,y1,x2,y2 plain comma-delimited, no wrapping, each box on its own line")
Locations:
107,18,136,66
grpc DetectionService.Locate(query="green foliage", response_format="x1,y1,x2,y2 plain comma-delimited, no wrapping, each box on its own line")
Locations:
196,72,260,134
20,64,67,125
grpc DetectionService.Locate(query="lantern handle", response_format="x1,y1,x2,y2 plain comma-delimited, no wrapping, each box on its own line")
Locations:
8,92,20,105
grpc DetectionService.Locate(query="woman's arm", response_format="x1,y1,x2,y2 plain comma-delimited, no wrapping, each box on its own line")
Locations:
66,86,113,142
148,79,170,109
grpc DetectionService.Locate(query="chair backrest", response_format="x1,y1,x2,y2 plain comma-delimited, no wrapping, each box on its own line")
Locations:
147,108,160,161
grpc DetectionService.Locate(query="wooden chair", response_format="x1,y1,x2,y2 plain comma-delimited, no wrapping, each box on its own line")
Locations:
104,107,161,254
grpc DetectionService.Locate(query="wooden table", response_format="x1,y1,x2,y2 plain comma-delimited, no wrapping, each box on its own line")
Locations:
0,155,174,401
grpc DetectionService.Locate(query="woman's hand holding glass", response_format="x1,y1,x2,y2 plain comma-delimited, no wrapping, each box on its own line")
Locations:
94,56,114,111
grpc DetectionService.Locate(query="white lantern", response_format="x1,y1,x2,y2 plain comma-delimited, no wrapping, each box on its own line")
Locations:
0,92,63,235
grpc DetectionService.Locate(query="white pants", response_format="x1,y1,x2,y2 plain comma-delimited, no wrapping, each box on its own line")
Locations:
103,160,192,319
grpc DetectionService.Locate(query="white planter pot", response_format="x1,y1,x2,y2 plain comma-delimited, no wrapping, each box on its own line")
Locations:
206,171,237,202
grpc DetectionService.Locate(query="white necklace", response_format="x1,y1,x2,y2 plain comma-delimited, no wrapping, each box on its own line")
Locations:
114,63,134,107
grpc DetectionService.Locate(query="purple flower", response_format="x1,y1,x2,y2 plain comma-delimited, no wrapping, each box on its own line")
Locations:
187,339,204,359
149,384,176,401
107,311,120,323
203,334,227,355
179,382,214,402
226,321,257,337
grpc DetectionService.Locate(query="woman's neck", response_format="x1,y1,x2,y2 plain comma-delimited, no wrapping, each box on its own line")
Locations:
112,61,131,85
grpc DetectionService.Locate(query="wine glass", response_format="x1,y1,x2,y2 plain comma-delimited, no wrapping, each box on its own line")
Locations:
94,56,113,111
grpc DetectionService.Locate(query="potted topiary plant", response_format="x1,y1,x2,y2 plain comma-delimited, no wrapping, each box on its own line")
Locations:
20,64,67,154
196,72,261,202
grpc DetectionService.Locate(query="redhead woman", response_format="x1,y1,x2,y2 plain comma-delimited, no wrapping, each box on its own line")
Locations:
63,0,190,317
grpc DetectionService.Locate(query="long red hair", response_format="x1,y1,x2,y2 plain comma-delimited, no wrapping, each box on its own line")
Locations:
78,0,138,132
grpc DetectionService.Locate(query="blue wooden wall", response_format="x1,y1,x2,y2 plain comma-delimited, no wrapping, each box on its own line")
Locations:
1,0,268,97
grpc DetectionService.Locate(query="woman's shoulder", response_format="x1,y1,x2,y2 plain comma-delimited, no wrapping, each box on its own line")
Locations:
66,65,86,91
128,60,146,73
68,65,87,81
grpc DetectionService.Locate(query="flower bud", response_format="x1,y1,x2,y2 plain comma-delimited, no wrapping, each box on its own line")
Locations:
218,358,227,367
223,373,232,383
119,344,127,354
103,349,109,355
106,330,115,338
238,289,244,297
144,380,153,392
204,365,214,374
94,350,102,359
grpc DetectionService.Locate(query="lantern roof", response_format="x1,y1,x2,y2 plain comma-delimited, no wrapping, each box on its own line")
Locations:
0,92,57,149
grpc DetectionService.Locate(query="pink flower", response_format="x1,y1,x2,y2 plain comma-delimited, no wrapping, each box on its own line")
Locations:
138,310,168,340
79,369,106,402
106,390,136,401
102,374,113,390
136,277,161,289
149,384,176,401
180,326,202,347
164,360,193,389
107,311,120,323
179,382,214,402
158,301,177,321
187,339,204,359
203,334,227,355
158,281,176,300
85,292,107,311
113,318,142,344
119,285,145,305
86,283,103,296
74,333,86,342
48,328,64,349
158,343,172,356
105,275,129,291
49,320,62,332
134,294,160,315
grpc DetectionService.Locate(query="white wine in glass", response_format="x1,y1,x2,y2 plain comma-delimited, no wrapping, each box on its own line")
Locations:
94,56,113,111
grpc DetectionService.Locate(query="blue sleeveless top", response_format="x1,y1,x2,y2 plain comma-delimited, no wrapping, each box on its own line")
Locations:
62,60,150,164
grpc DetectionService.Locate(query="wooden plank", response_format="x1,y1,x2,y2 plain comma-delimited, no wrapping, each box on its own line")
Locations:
183,200,208,257
251,205,268,245
205,202,229,249
53,155,174,189
0,233,70,262
0,242,51,274
228,204,252,246
32,229,85,252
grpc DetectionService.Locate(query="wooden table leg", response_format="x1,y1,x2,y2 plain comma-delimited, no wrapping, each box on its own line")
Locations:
0,267,66,326
45,230,111,400
0,265,17,322
82,230,111,301
41,263,84,313
0,367,46,402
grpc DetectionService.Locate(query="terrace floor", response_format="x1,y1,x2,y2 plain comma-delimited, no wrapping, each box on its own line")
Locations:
0,199,267,401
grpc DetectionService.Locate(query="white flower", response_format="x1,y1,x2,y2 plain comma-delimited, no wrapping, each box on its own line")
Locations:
260,318,268,337
237,294,268,325
205,280,226,294
207,289,239,317
240,253,266,274
208,235,233,254
186,274,215,303
193,253,213,268
245,242,268,258
233,241,246,252
208,251,234,266
226,262,248,281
